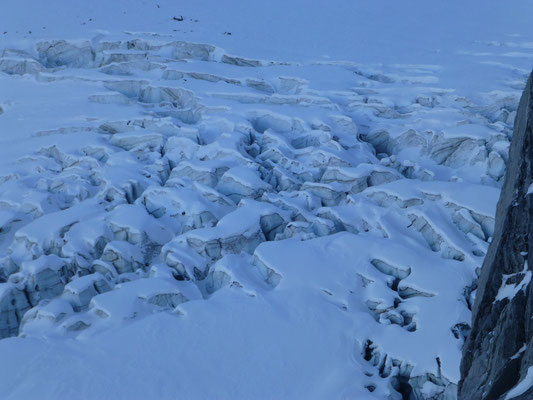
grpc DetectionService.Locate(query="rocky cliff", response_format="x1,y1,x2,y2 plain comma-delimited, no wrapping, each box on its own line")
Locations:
459,72,533,399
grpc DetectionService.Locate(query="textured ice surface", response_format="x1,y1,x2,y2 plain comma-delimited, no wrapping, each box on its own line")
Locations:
0,0,532,399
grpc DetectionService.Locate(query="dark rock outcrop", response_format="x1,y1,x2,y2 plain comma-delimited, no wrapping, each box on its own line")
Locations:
459,72,533,400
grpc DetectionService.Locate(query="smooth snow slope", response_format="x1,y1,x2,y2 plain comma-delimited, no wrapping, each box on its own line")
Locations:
0,1,531,399
2,0,532,96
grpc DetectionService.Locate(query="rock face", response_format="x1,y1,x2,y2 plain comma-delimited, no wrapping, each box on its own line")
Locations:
458,72,533,399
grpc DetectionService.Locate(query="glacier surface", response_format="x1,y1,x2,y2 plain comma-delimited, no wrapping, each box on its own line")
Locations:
0,0,533,399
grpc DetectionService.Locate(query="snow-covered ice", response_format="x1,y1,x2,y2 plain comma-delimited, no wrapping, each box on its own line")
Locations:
0,0,533,399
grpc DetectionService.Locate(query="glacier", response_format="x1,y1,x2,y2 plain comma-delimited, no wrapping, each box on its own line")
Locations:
0,0,533,399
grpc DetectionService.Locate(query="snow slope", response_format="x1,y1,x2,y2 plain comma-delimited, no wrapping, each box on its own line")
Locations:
0,1,532,399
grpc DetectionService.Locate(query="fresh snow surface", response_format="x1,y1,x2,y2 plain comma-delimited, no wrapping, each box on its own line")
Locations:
0,1,532,399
